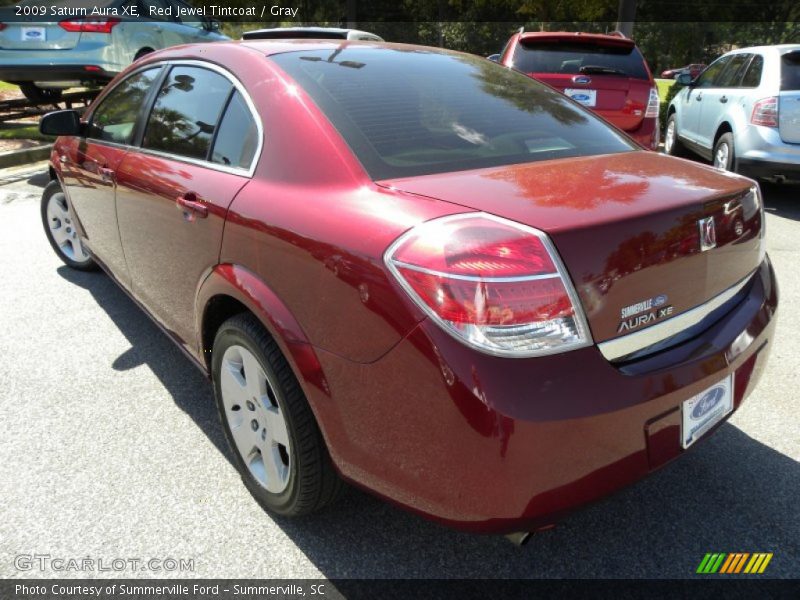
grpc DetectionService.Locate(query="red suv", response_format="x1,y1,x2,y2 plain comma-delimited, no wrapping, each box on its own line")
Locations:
499,31,660,150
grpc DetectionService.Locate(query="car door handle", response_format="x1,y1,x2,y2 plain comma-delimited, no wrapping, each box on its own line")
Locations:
176,193,208,219
720,96,728,103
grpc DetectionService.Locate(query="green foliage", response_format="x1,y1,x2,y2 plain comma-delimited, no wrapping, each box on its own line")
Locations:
659,79,684,133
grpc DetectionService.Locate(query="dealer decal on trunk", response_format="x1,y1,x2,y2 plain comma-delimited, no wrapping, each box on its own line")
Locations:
617,294,673,333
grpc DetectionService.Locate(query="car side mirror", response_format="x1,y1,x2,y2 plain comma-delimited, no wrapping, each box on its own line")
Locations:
676,73,693,86
205,18,221,32
39,110,82,136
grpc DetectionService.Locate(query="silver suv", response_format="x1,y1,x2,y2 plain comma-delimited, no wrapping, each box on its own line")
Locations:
665,45,800,182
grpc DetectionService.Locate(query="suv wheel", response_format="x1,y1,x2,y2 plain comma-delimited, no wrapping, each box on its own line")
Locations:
19,83,63,104
713,133,735,171
41,181,97,271
664,114,686,157
212,313,344,516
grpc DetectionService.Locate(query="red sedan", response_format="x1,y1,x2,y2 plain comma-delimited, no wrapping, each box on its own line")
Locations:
40,41,777,540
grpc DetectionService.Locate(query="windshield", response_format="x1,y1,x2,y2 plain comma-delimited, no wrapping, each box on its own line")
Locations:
512,41,650,80
270,47,635,180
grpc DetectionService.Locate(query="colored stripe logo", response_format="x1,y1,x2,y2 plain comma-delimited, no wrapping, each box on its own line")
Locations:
697,553,773,574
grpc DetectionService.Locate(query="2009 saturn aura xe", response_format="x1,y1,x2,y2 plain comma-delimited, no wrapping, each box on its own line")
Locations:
39,40,777,537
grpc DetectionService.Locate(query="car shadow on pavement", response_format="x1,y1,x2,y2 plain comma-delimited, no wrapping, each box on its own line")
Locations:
762,183,800,222
56,265,236,469
56,267,798,579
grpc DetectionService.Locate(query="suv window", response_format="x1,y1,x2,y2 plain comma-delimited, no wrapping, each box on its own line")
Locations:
741,55,764,87
696,56,731,88
271,48,635,180
716,54,751,87
143,66,232,160
781,51,800,91
211,91,259,169
512,41,650,80
88,68,161,144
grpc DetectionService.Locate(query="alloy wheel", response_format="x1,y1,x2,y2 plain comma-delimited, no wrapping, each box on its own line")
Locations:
714,143,730,170
46,192,90,263
219,344,291,494
665,120,675,154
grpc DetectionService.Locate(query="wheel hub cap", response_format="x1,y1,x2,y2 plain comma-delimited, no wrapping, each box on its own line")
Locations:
219,345,291,494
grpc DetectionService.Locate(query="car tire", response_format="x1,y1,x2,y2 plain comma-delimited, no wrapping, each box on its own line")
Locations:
134,48,153,61
41,180,97,271
664,114,687,157
713,133,735,172
212,313,344,516
19,82,63,104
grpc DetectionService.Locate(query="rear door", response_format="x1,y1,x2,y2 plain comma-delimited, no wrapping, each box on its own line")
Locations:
60,66,163,282
696,54,751,149
778,50,800,144
510,38,652,133
115,64,258,350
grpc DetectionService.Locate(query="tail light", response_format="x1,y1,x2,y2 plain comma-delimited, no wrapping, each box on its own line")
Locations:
751,97,778,127
384,213,592,357
59,18,120,34
644,87,660,119
0,23,7,32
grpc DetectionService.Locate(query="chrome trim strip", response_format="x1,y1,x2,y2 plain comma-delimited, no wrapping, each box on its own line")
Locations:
390,260,561,283
597,273,754,362
81,59,263,178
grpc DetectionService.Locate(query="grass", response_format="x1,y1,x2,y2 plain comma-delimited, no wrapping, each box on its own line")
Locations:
655,78,676,104
0,124,50,141
0,81,18,92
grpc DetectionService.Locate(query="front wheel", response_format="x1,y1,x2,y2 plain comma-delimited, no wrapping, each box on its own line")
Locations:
212,313,344,516
713,133,736,171
41,181,97,271
664,114,686,157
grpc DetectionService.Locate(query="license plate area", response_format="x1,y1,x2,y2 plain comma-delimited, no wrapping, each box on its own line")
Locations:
21,27,46,42
564,88,597,107
681,375,733,449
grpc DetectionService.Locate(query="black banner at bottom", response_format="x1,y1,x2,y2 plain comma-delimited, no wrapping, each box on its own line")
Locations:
4,579,800,600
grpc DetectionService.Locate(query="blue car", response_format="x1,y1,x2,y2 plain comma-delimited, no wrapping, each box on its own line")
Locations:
0,0,228,102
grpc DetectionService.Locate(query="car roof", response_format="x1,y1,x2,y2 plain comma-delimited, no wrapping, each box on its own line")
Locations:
724,44,800,56
238,39,407,56
518,31,636,48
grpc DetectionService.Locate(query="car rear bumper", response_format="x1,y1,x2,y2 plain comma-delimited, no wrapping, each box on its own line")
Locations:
625,116,660,151
313,257,777,534
0,64,116,85
736,125,800,180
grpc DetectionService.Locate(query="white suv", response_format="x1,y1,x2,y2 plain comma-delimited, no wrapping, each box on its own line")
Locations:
665,45,800,182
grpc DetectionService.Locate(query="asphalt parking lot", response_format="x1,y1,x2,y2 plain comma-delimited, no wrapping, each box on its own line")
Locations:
0,163,798,580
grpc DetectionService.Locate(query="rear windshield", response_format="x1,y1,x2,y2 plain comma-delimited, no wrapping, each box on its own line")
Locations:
781,51,800,91
270,47,635,180
512,41,650,80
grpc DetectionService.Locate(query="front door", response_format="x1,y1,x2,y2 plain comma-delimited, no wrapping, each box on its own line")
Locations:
60,66,163,284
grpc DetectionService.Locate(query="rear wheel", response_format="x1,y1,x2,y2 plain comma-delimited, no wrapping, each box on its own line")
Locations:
134,48,154,61
212,313,344,516
40,180,96,271
713,133,735,171
19,82,63,104
664,114,686,157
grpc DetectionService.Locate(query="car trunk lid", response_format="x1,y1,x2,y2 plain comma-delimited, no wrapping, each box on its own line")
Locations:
378,152,763,346
778,50,800,144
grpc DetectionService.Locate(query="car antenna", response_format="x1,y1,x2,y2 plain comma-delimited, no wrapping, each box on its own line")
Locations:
518,26,524,34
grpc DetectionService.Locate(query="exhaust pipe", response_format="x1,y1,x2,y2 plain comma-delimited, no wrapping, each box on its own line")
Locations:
505,531,533,546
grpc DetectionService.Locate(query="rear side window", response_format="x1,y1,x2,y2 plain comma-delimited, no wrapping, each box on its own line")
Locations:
716,54,751,87
741,55,763,88
211,91,259,169
143,66,232,160
511,41,650,80
271,48,635,180
88,68,161,144
781,52,800,91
